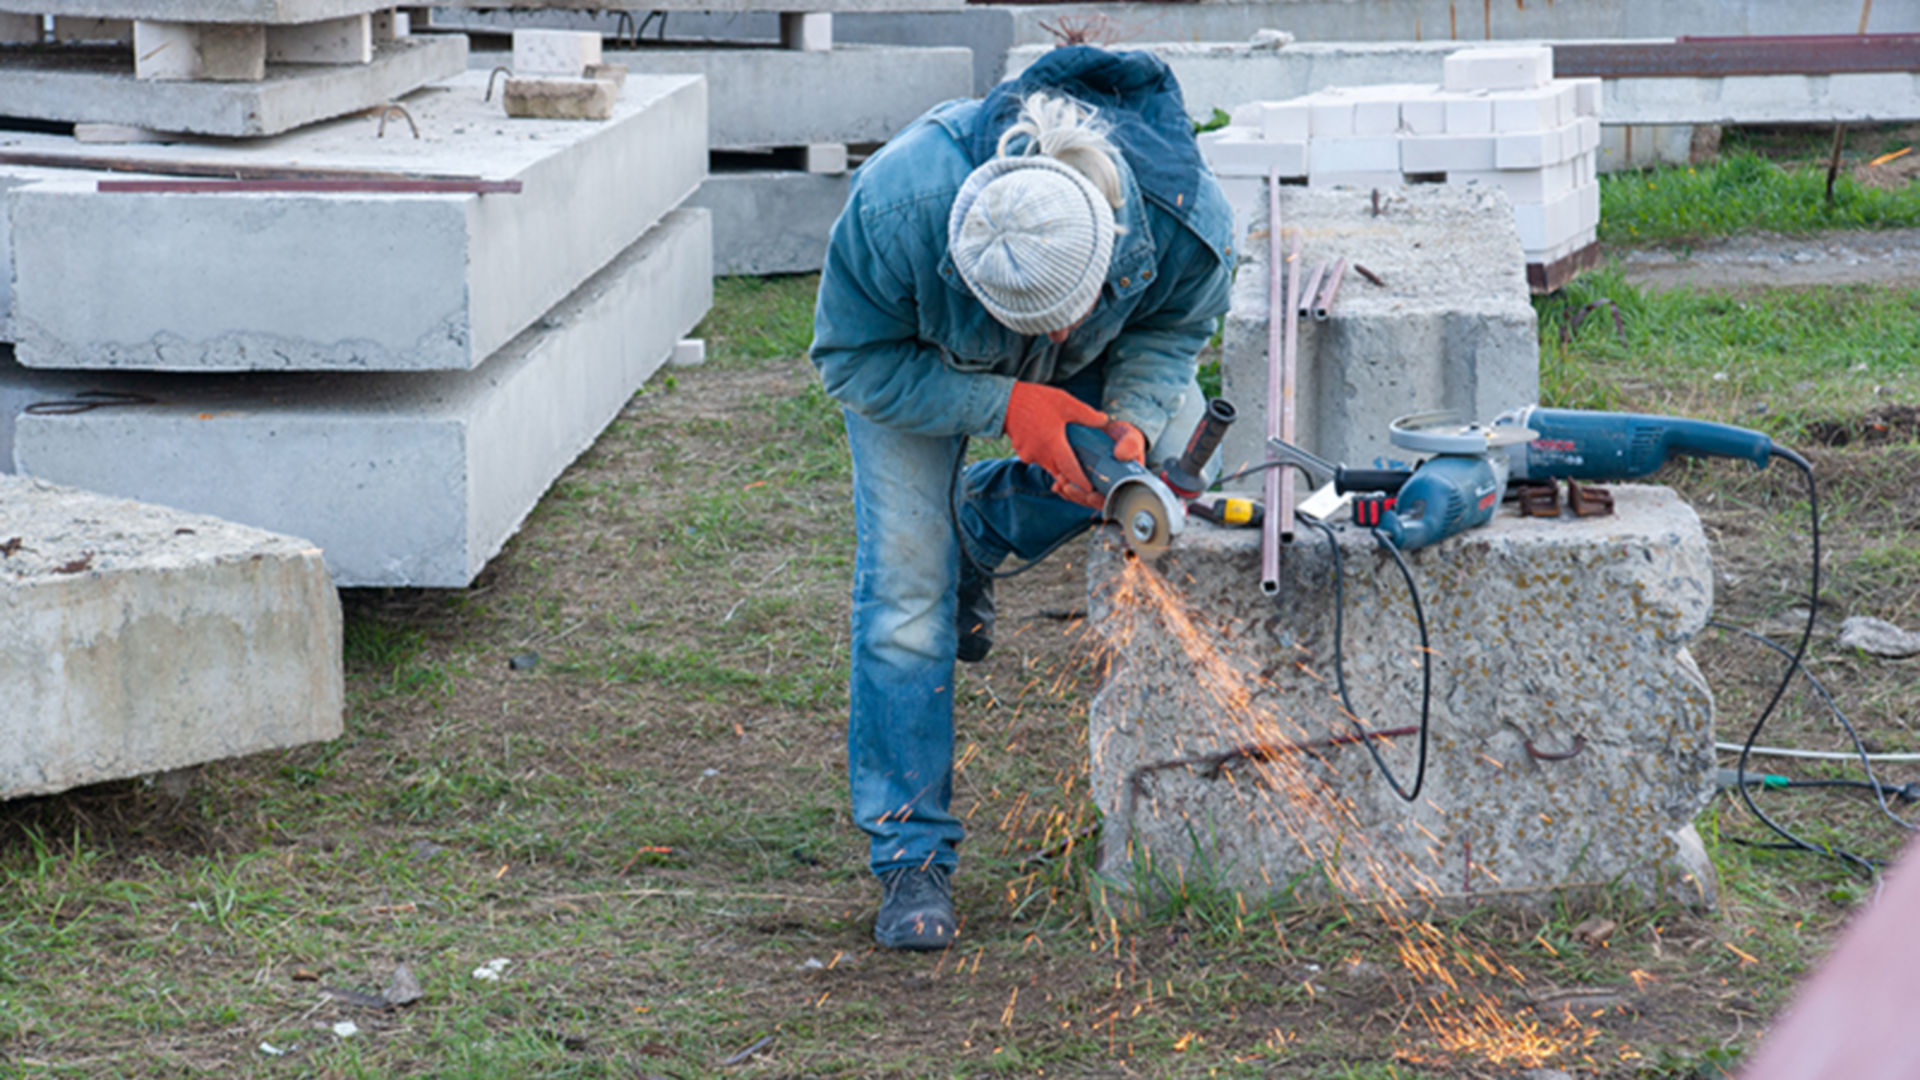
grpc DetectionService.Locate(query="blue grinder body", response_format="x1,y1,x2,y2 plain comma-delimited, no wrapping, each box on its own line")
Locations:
1376,455,1505,551
1499,406,1775,481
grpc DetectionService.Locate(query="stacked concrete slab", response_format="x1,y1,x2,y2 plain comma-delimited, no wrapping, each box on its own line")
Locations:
1199,46,1601,291
2,68,713,586
434,1,972,275
0,2,467,136
1,474,343,799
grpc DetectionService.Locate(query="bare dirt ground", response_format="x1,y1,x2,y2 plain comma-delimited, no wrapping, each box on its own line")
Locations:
1614,229,1920,292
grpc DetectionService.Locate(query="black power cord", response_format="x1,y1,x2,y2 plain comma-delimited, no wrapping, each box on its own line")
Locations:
1728,446,1886,879
945,434,1096,581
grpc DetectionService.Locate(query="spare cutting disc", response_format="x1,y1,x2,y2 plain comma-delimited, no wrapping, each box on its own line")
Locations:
1389,410,1537,454
1112,484,1175,559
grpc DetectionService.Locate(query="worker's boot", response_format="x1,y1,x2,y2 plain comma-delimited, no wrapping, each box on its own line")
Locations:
874,865,957,951
955,559,995,663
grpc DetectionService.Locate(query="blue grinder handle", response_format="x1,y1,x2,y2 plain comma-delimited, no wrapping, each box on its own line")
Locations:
1519,407,1775,480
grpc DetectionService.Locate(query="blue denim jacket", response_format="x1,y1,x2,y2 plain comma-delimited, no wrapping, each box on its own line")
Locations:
809,48,1235,447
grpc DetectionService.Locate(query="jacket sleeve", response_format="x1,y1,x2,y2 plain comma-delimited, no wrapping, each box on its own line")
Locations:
808,192,1014,439
1097,227,1232,447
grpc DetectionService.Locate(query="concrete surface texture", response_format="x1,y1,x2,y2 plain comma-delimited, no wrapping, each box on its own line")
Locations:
440,0,963,12
1087,485,1720,912
688,167,850,275
475,43,969,150
1216,185,1538,479
0,473,343,800
4,69,706,370
7,209,713,587
0,0,396,22
0,33,467,136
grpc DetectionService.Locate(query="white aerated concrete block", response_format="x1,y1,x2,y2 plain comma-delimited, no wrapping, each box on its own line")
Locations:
805,142,848,175
1572,77,1602,117
10,210,713,588
1259,101,1311,143
1401,97,1445,136
1491,86,1557,132
1443,45,1552,92
1400,134,1495,174
1497,121,1581,169
8,69,704,371
1309,170,1403,190
0,473,342,800
1511,185,1584,253
1449,161,1576,204
1444,95,1492,134
512,28,601,76
1199,131,1307,178
1088,485,1718,912
1309,97,1354,137
670,338,705,368
1352,96,1399,136
1309,135,1398,174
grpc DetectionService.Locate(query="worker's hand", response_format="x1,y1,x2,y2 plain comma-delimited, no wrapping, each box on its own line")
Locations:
1104,420,1145,467
1005,382,1109,506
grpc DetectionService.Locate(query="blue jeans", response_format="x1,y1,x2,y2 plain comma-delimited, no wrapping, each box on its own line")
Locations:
843,368,1207,876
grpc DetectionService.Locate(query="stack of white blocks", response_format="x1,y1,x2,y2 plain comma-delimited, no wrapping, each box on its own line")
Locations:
1201,46,1603,269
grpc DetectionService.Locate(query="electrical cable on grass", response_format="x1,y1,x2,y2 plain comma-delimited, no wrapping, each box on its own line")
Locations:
1304,515,1431,803
1730,447,1885,880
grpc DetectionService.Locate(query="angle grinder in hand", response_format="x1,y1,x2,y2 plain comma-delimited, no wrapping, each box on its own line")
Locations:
1064,424,1188,559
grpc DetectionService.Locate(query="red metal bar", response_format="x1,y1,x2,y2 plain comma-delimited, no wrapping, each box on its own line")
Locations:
97,179,522,194
1553,33,1920,79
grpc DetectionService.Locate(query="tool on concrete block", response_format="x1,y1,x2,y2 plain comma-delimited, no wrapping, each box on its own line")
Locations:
1189,495,1263,528
1367,413,1537,552
1065,424,1186,559
1494,405,1779,481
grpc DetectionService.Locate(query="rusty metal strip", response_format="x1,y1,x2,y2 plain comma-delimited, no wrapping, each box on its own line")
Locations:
0,150,495,185
1566,480,1615,518
97,178,522,194
1554,34,1920,79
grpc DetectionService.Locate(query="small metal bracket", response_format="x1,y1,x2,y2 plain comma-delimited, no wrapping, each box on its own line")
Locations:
1524,733,1588,762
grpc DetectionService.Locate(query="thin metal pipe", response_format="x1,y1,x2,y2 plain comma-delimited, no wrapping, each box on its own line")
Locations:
1261,170,1284,595
1295,260,1326,321
1313,258,1348,321
1278,230,1302,549
96,179,522,194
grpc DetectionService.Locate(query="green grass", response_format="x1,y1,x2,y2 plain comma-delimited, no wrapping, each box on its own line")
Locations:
695,274,820,367
1600,151,1920,245
1536,268,1920,436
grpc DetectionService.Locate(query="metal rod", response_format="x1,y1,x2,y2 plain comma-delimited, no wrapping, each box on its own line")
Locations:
1295,260,1326,321
0,150,495,185
96,179,522,194
1313,258,1348,321
1279,228,1302,550
1261,170,1284,596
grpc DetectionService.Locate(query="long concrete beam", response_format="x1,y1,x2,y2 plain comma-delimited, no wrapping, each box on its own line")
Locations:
0,0,395,22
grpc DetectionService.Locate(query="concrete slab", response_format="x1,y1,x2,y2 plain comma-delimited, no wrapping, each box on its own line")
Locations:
688,167,847,275
1087,485,1719,911
7,209,712,587
0,473,342,800
0,34,467,135
0,0,397,22
5,68,705,370
471,42,969,150
1217,185,1537,477
441,0,962,13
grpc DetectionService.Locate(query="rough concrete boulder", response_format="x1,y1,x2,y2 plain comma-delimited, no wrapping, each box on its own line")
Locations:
1218,185,1538,478
1088,485,1718,911
0,475,342,799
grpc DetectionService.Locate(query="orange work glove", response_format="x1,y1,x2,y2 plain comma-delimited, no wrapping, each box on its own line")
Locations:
1051,420,1147,510
1004,382,1110,509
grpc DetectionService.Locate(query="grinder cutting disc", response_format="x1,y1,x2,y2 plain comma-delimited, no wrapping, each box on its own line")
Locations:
1111,483,1175,559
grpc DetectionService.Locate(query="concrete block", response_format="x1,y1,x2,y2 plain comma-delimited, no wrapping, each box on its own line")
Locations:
502,75,615,119
803,142,848,174
1087,485,1719,911
1448,161,1575,204
1309,135,1398,174
1200,131,1307,178
686,167,849,275
1496,119,1581,169
1577,114,1600,153
53,16,130,42
779,11,831,50
266,13,372,64
1352,96,1399,136
1258,100,1310,143
472,44,969,151
512,27,600,75
1443,45,1551,92
7,68,704,371
372,9,409,40
1218,185,1535,474
1572,76,1602,117
10,0,412,24
1597,123,1693,171
133,21,268,81
1400,96,1445,136
443,0,960,12
1308,169,1404,191
9,210,714,588
1399,133,1494,174
670,338,705,367
1490,86,1555,132
0,31,466,135
1510,184,1583,254
0,12,40,42
1308,96,1354,137
71,123,173,143
1443,94,1491,134
1578,178,1599,230
0,473,342,801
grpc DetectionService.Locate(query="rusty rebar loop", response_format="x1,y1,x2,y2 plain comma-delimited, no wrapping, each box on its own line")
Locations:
613,11,637,46
375,103,419,139
1557,297,1627,347
23,390,156,416
484,66,512,103
1524,734,1588,762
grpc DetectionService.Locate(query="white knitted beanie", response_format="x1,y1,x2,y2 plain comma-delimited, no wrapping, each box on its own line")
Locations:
948,155,1116,337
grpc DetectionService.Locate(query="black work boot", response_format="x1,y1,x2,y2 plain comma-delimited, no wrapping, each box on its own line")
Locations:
955,559,996,664
874,865,957,951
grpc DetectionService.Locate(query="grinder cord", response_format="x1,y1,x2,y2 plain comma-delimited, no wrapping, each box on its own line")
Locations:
1730,446,1885,879
947,434,1096,581
1303,515,1432,803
